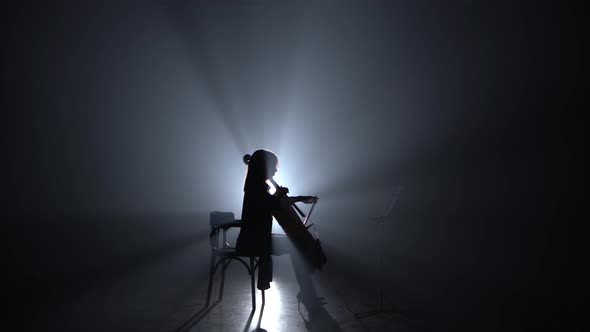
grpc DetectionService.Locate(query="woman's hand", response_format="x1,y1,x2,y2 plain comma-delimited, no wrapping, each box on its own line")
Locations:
300,196,318,204
280,195,318,208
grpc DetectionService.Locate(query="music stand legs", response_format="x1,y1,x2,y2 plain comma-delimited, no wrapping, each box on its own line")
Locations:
352,223,396,319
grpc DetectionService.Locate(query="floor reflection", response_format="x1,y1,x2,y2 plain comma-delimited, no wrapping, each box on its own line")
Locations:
257,284,282,331
170,255,410,331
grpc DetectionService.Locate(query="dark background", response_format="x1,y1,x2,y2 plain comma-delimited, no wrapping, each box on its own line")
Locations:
3,1,582,331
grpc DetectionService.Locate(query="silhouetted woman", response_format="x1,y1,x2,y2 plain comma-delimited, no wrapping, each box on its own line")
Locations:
236,149,322,309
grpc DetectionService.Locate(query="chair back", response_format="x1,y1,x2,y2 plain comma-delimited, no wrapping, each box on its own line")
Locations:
209,211,241,250
210,211,236,226
206,212,258,309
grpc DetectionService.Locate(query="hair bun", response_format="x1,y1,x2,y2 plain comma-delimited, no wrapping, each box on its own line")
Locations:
243,154,251,165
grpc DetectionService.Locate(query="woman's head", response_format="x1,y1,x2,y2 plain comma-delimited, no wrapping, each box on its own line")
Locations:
243,149,278,191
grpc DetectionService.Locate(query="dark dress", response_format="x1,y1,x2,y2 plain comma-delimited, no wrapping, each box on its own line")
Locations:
236,182,317,296
236,182,280,290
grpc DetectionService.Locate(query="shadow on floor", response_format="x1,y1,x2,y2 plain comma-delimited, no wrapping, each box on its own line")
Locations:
174,300,221,332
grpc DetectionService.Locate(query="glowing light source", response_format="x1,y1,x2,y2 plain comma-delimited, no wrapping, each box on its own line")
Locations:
259,281,283,331
267,179,277,195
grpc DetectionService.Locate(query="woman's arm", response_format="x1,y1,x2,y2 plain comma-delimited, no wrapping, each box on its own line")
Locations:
279,196,318,209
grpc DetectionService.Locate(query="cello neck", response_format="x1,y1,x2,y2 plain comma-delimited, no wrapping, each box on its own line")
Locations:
268,178,306,218
268,178,285,196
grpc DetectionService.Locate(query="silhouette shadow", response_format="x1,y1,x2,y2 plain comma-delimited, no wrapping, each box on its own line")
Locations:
239,290,268,332
174,300,221,332
255,301,266,331
299,302,343,332
242,308,256,332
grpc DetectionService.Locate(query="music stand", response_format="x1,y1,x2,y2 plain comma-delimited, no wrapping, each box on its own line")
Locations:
353,186,403,319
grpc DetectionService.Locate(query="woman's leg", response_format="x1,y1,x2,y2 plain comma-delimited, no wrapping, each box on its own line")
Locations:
257,254,272,290
272,235,320,308
290,248,318,297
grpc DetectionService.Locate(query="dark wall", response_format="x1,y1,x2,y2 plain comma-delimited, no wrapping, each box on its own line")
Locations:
3,1,582,331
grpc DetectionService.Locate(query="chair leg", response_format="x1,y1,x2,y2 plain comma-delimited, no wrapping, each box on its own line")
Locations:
250,257,256,309
206,253,216,307
219,259,228,301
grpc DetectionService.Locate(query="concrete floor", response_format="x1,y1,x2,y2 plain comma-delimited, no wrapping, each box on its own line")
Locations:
31,250,416,332
171,256,414,332
22,211,573,331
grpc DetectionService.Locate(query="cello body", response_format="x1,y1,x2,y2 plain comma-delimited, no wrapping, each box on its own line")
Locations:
271,184,327,271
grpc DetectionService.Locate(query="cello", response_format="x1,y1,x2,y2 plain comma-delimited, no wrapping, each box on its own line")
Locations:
242,154,327,271
268,179,327,271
